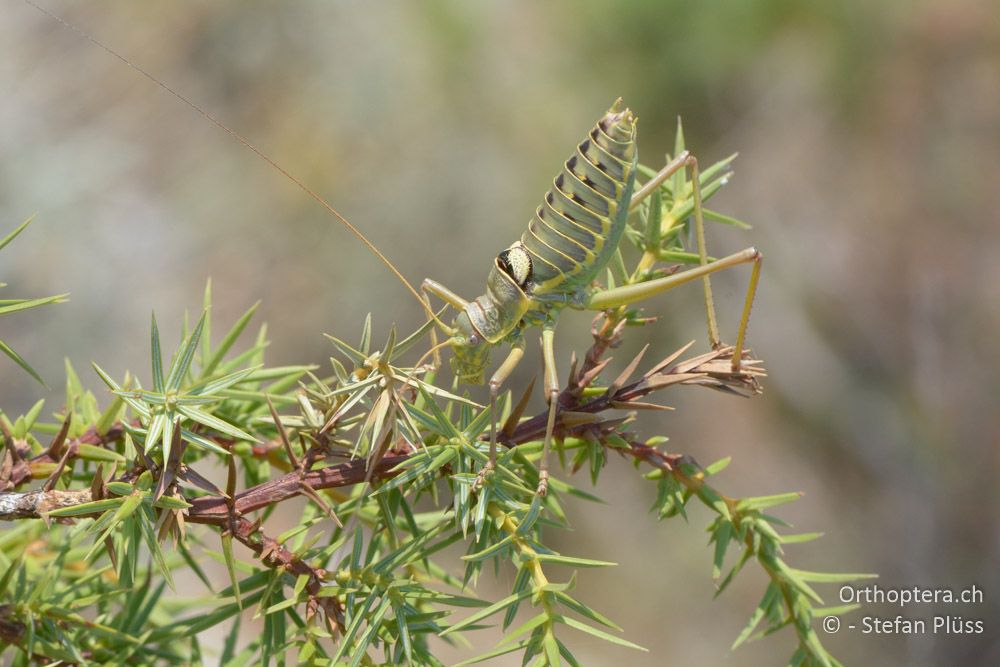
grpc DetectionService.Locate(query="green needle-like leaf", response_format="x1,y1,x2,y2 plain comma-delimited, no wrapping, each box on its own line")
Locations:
453,642,527,666
553,592,621,631
138,507,175,589
558,615,647,651
187,366,259,396
543,628,561,666
0,338,45,385
324,333,366,365
738,492,803,511
0,293,68,317
533,554,617,568
712,521,733,580
495,612,549,648
349,595,392,667
179,427,230,455
202,301,260,377
152,494,191,510
146,412,168,458
151,312,165,392
704,208,752,230
644,187,663,249
0,214,34,250
462,533,514,562
165,310,207,392
788,569,877,584
333,589,379,663
176,405,255,442
221,534,242,609
76,443,126,463
161,417,175,466
46,497,126,518
440,589,533,637
672,118,686,196
779,532,825,544
704,457,732,475
95,364,151,418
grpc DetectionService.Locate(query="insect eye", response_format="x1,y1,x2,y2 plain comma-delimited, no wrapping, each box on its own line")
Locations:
467,334,480,346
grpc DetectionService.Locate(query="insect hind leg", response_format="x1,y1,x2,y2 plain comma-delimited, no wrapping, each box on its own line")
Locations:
630,151,722,350
668,152,763,371
624,150,762,371
586,247,762,370
686,154,723,351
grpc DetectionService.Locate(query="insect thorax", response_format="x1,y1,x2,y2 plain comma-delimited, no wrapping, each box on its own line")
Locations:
465,254,532,344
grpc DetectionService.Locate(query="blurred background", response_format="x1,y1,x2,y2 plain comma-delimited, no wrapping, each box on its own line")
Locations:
2,1,997,664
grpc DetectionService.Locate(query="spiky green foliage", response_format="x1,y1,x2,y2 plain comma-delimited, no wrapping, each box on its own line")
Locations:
0,143,869,666
0,216,69,384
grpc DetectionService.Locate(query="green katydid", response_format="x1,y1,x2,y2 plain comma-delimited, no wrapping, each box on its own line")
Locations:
420,100,761,494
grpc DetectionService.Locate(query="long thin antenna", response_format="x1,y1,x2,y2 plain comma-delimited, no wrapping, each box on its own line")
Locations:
24,0,435,318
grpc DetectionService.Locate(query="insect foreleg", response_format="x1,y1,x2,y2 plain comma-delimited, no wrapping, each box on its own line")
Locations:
421,279,469,313
420,278,467,367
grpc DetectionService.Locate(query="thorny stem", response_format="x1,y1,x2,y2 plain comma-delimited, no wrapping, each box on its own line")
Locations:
0,350,763,667
0,308,762,649
573,312,627,391
1,421,128,491
225,514,345,630
0,454,408,523
0,340,759,523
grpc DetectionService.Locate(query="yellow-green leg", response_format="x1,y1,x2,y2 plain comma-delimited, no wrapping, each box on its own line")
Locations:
684,154,723,351
587,246,762,371
476,341,525,487
538,325,560,497
420,278,465,332
422,278,531,486
420,278,466,368
624,150,760,371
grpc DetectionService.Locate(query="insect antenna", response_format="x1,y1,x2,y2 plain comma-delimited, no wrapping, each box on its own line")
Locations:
24,0,441,324
410,336,459,374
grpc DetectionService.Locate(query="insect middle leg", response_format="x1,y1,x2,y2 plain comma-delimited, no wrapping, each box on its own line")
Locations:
481,340,525,483
474,325,556,497
421,278,527,484
538,324,560,496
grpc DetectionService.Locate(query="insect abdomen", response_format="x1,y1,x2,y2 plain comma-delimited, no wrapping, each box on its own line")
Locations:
521,101,637,295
